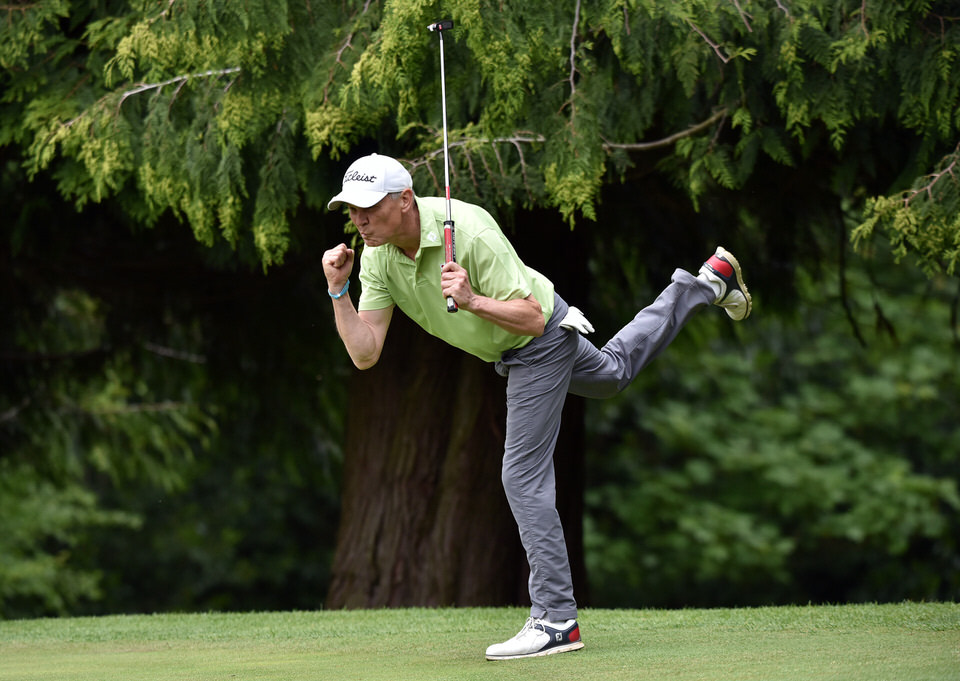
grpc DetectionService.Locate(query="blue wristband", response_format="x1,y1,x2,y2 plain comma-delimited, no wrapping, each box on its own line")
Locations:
329,280,350,299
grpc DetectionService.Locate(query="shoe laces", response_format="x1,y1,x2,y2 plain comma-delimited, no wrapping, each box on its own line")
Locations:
517,617,546,638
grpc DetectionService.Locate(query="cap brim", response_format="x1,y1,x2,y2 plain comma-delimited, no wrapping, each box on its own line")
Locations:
327,188,388,211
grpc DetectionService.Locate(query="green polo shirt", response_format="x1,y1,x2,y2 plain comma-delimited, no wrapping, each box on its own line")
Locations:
357,196,555,362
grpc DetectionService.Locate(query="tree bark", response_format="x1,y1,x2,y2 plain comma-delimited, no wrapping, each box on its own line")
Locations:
325,310,587,609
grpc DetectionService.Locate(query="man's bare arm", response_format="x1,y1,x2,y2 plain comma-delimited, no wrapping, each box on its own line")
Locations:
461,293,544,337
322,243,394,369
331,299,393,370
441,262,545,337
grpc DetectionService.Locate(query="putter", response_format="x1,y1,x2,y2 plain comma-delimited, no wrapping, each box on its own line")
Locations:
428,19,458,313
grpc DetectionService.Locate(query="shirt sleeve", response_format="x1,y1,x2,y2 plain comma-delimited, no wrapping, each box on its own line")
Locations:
461,225,535,302
357,248,396,311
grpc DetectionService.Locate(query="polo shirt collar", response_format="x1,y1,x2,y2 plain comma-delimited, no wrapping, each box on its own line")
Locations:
416,198,445,252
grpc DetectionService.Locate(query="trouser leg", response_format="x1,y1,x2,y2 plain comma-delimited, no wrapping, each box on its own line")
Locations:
569,268,714,398
494,270,710,621
498,296,579,622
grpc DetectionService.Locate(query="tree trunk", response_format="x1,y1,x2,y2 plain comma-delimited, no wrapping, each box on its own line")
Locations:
325,311,587,609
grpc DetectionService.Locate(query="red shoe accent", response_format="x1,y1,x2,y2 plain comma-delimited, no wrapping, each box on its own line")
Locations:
569,625,581,642
706,255,733,278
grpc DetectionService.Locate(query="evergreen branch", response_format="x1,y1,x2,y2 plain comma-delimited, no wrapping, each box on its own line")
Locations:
604,108,729,151
169,73,189,114
407,133,548,170
408,107,729,204
477,146,502,196
408,110,729,199
904,143,959,207
708,112,727,151
730,0,753,32
157,0,176,21
65,73,91,101
68,401,194,416
142,342,207,364
141,0,176,30
42,66,240,167
422,157,441,193
407,132,544,199
687,20,731,63
566,0,583,129
324,34,355,103
464,148,481,196
837,211,867,348
118,67,242,109
0,4,40,13
411,132,546,199
924,13,960,42
322,0,375,103
510,136,536,203
492,142,507,178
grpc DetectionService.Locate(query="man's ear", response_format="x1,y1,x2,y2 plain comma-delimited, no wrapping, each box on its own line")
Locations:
400,188,415,212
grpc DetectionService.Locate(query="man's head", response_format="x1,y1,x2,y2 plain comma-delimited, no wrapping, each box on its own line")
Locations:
327,154,413,211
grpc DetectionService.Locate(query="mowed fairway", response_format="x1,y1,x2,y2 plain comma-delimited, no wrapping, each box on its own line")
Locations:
1,603,957,681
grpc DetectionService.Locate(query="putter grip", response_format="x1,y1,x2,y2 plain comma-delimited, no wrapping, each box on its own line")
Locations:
444,220,458,313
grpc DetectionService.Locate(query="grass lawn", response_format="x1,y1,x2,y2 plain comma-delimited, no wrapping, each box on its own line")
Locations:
1,602,957,681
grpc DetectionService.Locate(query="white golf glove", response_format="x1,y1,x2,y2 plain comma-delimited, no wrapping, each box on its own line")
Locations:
559,306,594,335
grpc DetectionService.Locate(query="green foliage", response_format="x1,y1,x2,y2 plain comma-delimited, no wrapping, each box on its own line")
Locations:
855,143,960,275
2,1,957,269
3,0,960,618
1,153,344,617
5,285,211,483
584,241,960,607
4,0,328,266
0,0,70,71
0,463,138,618
0,283,211,617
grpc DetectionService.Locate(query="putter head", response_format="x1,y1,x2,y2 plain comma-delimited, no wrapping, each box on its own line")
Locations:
427,19,454,32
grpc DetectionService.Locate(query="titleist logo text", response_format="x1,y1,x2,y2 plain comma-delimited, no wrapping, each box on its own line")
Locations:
345,171,378,184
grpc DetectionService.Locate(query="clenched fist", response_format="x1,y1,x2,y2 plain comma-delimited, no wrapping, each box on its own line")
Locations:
322,244,355,295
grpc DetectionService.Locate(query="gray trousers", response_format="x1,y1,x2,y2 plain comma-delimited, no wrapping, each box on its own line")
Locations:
494,269,715,621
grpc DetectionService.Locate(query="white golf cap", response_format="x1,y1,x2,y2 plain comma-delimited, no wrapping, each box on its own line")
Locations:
327,153,413,210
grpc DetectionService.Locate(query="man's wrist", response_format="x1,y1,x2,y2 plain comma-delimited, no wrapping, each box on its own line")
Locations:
328,280,350,299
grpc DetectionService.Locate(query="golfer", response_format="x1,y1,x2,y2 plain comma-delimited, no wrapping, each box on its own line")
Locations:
322,153,751,660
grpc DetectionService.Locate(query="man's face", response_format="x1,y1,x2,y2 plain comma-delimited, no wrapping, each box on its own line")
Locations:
348,194,403,247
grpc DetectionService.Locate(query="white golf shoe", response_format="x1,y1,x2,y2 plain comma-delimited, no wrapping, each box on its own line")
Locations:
699,246,752,320
485,617,584,660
